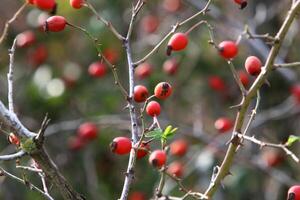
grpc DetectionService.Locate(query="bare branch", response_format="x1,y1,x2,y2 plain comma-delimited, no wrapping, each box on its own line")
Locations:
7,38,17,112
16,165,43,173
0,150,26,161
274,62,300,68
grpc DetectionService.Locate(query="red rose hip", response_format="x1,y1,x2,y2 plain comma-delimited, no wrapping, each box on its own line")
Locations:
136,142,150,159
170,139,188,156
134,85,149,103
167,33,188,55
154,82,172,100
34,0,56,10
163,58,178,75
214,117,233,133
245,56,262,76
77,122,98,140
70,0,84,9
110,137,132,155
167,161,184,177
16,31,36,48
149,150,167,168
234,0,248,9
146,101,161,117
135,63,152,80
44,16,67,32
208,76,226,91
287,185,300,200
8,133,20,146
218,41,238,59
88,62,106,78
238,71,250,87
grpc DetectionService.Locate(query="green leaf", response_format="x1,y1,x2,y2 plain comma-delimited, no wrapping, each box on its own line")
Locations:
163,125,178,138
145,128,163,139
285,135,300,147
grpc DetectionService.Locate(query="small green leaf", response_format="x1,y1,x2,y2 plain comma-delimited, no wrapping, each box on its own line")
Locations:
163,125,173,136
145,128,163,139
285,135,300,147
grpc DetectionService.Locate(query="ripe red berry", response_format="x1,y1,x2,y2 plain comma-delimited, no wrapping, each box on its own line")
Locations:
141,15,159,33
16,31,36,48
136,142,150,159
163,0,181,12
146,101,161,117
288,185,300,200
34,0,56,10
110,137,132,155
163,58,178,75
8,133,20,146
208,76,226,91
214,117,233,133
238,71,250,87
27,0,34,4
68,136,87,151
77,122,98,140
27,45,48,66
135,63,152,79
167,161,184,177
218,41,238,59
262,150,284,167
154,82,172,100
129,192,146,200
170,139,188,156
291,84,300,103
103,48,119,64
44,16,67,32
167,33,188,55
234,0,248,9
149,150,167,168
245,56,262,76
88,62,106,78
134,85,149,103
70,0,84,9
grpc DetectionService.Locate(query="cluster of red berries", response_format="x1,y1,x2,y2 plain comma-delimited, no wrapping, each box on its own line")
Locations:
68,122,98,150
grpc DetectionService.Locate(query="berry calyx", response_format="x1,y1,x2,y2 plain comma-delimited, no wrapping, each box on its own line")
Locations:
149,150,167,168
135,62,152,80
214,117,233,133
77,122,98,140
167,161,184,177
8,133,20,146
88,62,106,78
134,85,149,103
234,0,248,9
167,33,188,56
208,76,226,91
170,139,188,156
238,71,250,87
16,31,36,48
44,16,67,32
110,137,132,155
34,0,56,10
70,0,84,9
218,41,238,59
136,142,150,159
163,58,178,75
154,82,172,100
287,185,300,200
146,101,161,117
245,56,262,76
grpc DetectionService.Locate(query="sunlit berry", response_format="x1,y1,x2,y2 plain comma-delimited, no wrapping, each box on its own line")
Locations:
149,150,167,168
134,85,149,103
218,41,238,59
245,56,262,76
214,117,233,133
167,33,188,55
44,16,67,32
170,139,188,156
154,82,172,100
88,62,106,78
146,101,161,117
110,137,132,155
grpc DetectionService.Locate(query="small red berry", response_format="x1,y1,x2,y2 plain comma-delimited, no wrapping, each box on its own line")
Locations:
34,0,56,10
163,0,181,12
68,136,87,151
44,16,67,32
170,139,188,156
163,58,178,75
287,185,300,200
110,137,132,155
77,122,98,140
70,0,84,9
208,76,226,91
16,31,36,48
167,33,188,55
167,161,184,177
291,84,300,103
134,85,149,103
27,0,34,4
88,62,106,78
262,150,284,167
27,45,48,66
154,82,172,100
8,133,20,146
245,56,262,76
218,41,238,59
141,15,159,33
135,63,152,79
103,48,119,64
129,192,146,200
146,101,161,117
234,0,248,9
214,117,233,133
136,142,150,159
238,71,250,87
149,150,167,168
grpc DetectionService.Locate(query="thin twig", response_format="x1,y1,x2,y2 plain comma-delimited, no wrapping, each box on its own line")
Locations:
273,62,300,68
0,150,26,161
16,165,43,173
0,2,28,45
227,61,247,96
7,38,17,112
